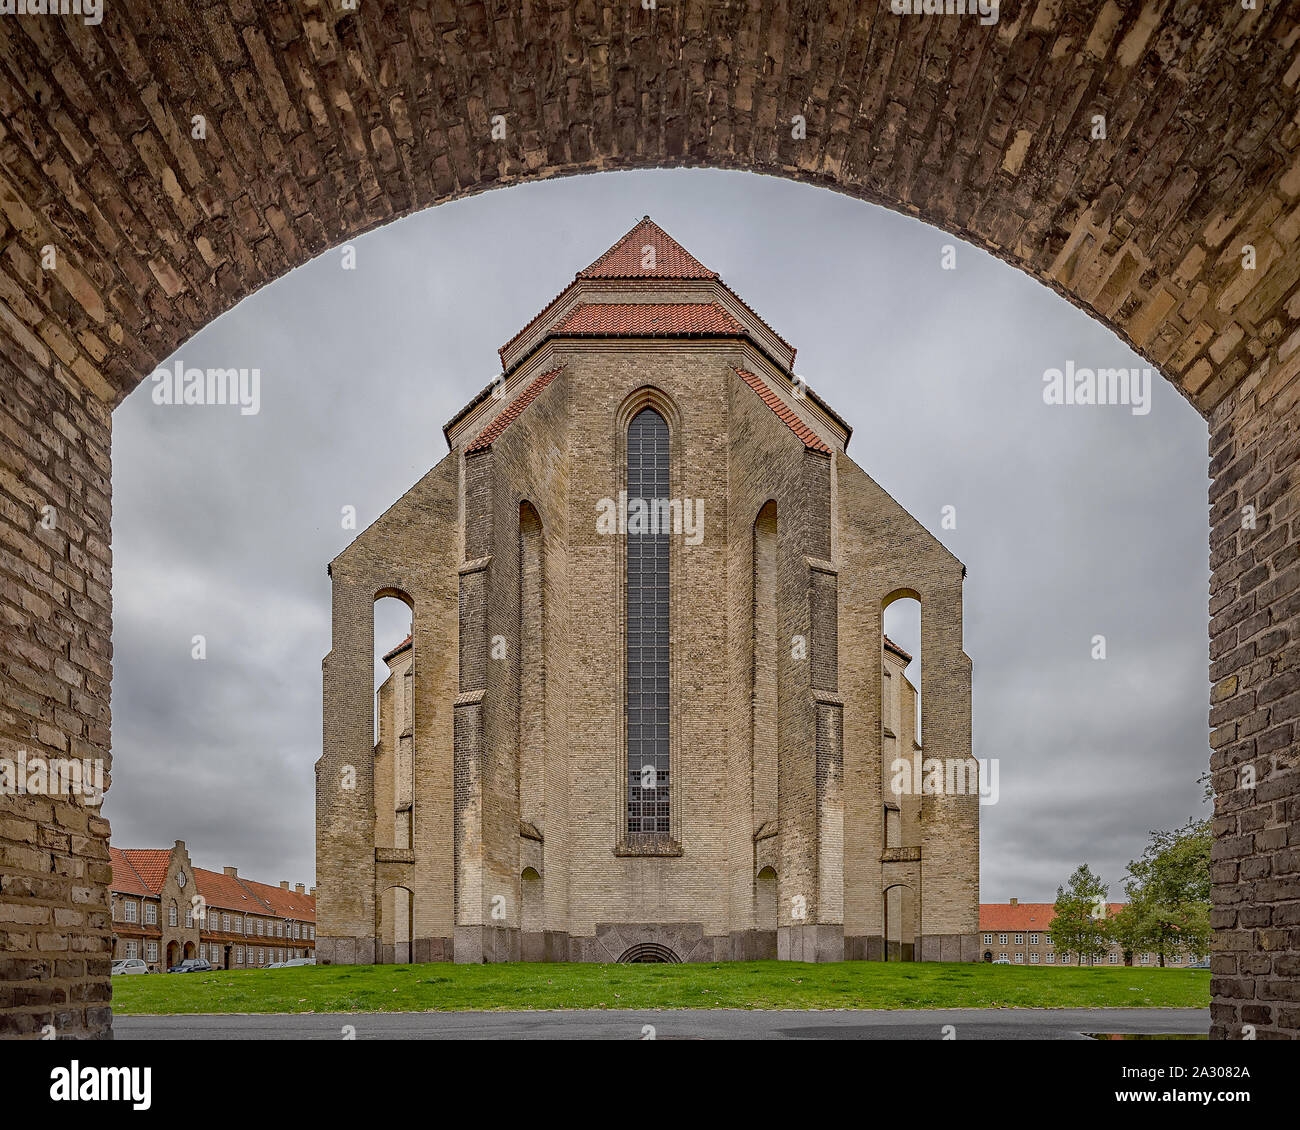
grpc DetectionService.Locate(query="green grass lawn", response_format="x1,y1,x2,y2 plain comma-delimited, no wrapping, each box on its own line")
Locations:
110,961,1210,1015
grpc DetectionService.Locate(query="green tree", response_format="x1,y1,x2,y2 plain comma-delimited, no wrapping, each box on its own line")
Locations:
1050,864,1113,967
1120,818,1211,967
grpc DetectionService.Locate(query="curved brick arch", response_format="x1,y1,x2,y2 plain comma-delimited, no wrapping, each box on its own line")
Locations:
1,2,1294,411
1,2,1298,1039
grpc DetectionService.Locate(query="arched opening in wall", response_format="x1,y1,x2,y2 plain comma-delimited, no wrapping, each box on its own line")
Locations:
882,592,922,747
182,941,195,960
617,943,682,964
165,941,178,968
881,593,922,856
521,867,543,934
625,405,672,840
756,866,778,933
379,885,415,965
883,883,918,963
752,502,778,836
519,503,545,831
104,163,1216,1029
374,593,414,851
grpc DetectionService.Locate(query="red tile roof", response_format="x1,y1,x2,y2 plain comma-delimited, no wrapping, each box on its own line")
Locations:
734,368,832,454
979,902,1126,930
465,365,564,454
383,634,412,662
123,848,171,892
194,867,266,914
110,847,155,897
884,635,912,664
578,217,718,279
553,302,742,338
237,877,317,923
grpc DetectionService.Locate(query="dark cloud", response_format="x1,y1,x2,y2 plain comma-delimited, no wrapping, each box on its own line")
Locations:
108,168,1210,902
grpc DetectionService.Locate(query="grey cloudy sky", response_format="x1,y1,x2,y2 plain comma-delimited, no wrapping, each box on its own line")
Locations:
107,167,1210,903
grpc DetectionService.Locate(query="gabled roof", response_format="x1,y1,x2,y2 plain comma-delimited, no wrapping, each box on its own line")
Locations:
979,902,1126,930
733,368,831,454
124,849,172,892
194,867,264,914
465,365,564,454
448,219,848,453
577,217,718,279
494,216,795,371
237,877,317,923
554,302,742,337
110,847,158,897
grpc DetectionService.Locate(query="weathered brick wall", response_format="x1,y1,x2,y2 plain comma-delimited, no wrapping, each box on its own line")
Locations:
317,455,459,965
835,456,978,961
1208,381,1300,1040
0,350,113,1039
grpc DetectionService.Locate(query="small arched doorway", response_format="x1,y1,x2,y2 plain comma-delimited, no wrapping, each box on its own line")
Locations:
617,943,681,964
183,941,195,960
166,941,178,969
378,885,415,964
883,882,918,962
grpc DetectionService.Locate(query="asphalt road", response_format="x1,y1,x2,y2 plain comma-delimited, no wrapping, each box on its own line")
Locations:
114,1007,1209,1040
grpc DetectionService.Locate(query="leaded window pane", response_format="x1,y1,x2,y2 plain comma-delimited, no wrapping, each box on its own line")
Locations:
627,407,670,835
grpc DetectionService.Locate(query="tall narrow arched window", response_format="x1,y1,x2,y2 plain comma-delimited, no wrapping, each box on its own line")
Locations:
627,407,670,836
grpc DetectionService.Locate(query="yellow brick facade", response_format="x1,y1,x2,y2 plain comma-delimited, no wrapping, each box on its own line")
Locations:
316,222,978,964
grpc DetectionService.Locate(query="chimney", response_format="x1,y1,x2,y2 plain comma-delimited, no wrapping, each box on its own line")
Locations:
280,881,289,890
1009,897,1018,906
224,866,238,877
309,887,316,897
295,884,305,894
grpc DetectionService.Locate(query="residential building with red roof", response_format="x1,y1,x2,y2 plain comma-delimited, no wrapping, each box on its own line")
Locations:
109,840,315,972
979,900,1205,967
320,218,976,966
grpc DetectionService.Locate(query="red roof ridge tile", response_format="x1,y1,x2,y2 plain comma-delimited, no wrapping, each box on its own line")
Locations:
734,368,832,454
382,634,412,662
884,635,912,663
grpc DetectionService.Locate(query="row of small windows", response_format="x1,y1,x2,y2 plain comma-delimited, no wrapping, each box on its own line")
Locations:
994,952,1122,965
983,933,1202,963
112,897,313,939
121,941,160,963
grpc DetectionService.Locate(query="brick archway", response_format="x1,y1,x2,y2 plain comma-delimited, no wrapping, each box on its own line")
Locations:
1,3,1296,1038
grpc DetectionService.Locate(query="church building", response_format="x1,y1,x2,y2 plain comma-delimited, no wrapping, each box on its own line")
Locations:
316,218,978,964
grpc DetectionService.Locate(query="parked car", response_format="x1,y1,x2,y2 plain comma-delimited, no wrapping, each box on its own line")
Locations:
991,957,1012,965
283,958,315,967
264,961,287,969
1187,959,1211,969
111,958,150,976
167,958,213,973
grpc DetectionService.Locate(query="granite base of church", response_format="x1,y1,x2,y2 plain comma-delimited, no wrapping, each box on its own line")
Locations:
319,928,979,964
